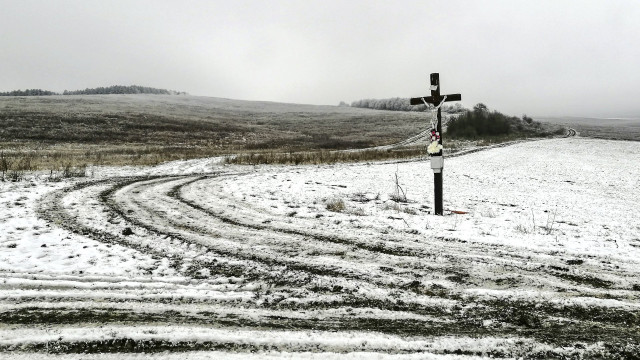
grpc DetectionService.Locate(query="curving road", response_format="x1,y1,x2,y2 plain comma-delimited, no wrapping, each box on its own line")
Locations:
5,165,637,356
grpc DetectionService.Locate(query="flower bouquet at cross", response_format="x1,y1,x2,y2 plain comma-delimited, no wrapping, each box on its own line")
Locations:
427,129,443,155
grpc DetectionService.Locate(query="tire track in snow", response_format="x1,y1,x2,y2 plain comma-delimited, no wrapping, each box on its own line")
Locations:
178,175,637,297
116,175,640,333
39,173,640,306
33,176,460,314
106,175,469,316
16,146,640,356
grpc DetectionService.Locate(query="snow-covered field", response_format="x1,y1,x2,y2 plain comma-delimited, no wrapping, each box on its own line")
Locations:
1,137,639,359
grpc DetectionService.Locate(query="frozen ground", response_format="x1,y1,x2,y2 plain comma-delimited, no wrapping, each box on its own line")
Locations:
1,137,639,358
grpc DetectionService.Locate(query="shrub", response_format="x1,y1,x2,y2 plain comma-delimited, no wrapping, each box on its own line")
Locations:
326,198,346,212
446,104,514,139
62,163,87,178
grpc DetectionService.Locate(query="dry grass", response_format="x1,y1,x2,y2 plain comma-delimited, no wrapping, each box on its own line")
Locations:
0,150,88,181
224,147,427,165
0,95,430,170
0,142,232,169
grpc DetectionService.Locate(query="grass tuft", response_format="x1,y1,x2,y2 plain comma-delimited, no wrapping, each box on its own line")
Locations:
326,198,346,212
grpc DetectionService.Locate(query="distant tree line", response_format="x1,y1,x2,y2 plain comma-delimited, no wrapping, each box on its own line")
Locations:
350,97,464,113
0,85,186,96
63,85,186,95
0,89,58,96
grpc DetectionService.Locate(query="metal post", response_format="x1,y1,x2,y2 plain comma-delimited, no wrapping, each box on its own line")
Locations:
434,106,443,215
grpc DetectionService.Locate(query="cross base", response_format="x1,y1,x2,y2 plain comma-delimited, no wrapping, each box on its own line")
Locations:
430,156,443,173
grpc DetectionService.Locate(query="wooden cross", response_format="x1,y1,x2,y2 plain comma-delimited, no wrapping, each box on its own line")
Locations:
410,73,461,215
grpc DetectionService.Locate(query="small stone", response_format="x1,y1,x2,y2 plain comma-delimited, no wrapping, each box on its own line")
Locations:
122,227,134,236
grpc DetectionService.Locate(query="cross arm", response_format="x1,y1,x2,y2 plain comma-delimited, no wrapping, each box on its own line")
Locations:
409,93,461,106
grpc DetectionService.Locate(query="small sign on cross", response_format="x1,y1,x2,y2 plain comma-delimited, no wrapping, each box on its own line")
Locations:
410,73,461,216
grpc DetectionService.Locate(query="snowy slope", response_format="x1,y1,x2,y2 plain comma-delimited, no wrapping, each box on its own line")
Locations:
1,137,639,358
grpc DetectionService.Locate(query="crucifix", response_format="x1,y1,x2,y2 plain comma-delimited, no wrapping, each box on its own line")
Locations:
410,73,461,215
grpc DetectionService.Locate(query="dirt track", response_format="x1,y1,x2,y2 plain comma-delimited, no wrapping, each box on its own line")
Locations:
4,160,636,356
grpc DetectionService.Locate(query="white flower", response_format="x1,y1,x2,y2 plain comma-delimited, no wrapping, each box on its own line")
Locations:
427,140,443,154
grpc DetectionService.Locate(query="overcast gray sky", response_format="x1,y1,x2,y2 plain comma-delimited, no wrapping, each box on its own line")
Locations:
1,0,639,117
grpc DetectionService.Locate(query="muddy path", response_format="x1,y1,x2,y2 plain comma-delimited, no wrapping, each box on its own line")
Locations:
3,163,636,357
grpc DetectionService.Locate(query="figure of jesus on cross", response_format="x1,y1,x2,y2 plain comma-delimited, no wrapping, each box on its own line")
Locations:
410,73,461,215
